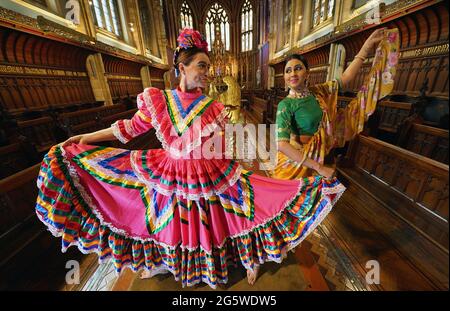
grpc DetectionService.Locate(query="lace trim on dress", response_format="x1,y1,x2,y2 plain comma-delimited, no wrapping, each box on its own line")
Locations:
111,120,128,144
143,89,228,158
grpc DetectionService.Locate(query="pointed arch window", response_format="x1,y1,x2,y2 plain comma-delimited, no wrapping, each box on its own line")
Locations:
241,0,253,52
91,0,123,37
312,0,335,27
205,3,230,51
180,1,194,29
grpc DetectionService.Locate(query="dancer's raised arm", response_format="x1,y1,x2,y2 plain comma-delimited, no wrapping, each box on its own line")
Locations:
340,27,386,87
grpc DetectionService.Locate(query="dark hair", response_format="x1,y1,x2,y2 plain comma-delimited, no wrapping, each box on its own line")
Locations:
285,54,309,71
174,47,208,76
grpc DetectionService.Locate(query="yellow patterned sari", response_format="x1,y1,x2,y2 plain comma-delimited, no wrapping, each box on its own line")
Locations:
271,28,400,179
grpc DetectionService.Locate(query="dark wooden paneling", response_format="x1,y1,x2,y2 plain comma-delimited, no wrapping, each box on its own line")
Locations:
346,135,449,250
405,123,449,164
58,104,126,136
0,27,95,115
102,54,145,98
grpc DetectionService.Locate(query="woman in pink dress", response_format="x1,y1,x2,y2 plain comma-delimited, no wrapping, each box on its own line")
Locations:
35,29,345,288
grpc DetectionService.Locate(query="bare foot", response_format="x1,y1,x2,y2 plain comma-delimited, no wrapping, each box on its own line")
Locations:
247,265,260,285
140,270,151,279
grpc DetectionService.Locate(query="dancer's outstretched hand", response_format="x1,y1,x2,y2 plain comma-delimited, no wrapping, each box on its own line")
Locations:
362,27,387,54
60,134,91,147
317,164,335,179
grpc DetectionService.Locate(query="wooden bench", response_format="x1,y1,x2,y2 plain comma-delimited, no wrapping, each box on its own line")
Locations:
101,108,138,128
343,134,448,251
59,104,126,136
17,116,60,153
0,163,99,290
375,100,413,134
0,164,42,268
0,142,38,179
249,96,268,124
338,134,449,289
405,123,449,164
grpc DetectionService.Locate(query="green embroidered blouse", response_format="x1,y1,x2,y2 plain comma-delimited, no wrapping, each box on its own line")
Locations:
276,95,323,141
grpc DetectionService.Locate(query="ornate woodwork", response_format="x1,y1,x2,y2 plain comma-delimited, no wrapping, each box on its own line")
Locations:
375,100,413,134
405,123,449,164
102,54,143,99
0,27,95,116
248,95,268,124
149,67,166,90
58,104,126,136
17,116,60,153
347,135,449,250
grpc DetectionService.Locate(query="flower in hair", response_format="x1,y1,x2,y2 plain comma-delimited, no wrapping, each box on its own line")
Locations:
177,28,208,52
173,28,208,75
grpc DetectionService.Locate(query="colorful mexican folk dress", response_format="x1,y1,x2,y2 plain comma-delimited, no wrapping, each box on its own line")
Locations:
271,28,400,179
35,86,345,289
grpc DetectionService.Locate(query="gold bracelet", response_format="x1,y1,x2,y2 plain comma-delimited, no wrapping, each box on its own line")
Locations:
354,55,366,62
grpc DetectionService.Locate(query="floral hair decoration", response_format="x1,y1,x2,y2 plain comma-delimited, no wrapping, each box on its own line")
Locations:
173,28,208,76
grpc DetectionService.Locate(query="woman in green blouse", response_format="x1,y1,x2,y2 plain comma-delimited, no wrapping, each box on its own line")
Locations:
273,27,399,180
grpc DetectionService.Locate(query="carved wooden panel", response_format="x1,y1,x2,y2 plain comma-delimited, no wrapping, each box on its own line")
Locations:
102,54,144,98
375,100,413,133
107,79,143,99
58,104,126,136
354,135,448,222
406,123,449,164
249,96,268,124
0,27,95,115
308,68,328,86
351,135,449,249
17,116,58,152
149,67,168,90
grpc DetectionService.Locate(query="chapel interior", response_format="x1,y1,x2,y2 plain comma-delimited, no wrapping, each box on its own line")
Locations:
0,0,448,291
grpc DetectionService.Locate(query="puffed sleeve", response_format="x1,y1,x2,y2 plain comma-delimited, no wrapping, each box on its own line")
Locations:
276,100,293,142
111,92,153,144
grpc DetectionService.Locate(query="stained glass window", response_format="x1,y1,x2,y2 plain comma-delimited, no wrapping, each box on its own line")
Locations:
205,3,230,51
241,0,253,52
